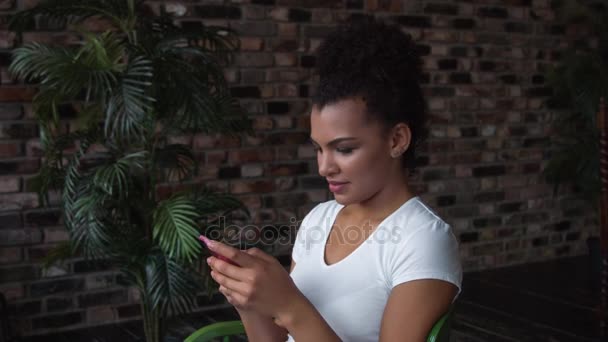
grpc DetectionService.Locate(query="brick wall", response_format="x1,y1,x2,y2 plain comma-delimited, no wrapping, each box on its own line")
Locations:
0,0,597,337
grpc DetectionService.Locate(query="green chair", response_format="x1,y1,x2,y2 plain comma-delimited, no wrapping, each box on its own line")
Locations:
185,308,454,342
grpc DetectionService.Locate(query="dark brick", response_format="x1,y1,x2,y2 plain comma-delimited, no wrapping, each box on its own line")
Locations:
473,165,505,177
479,61,496,71
288,9,311,22
31,312,82,330
0,52,11,67
419,73,430,84
0,213,21,229
180,21,203,30
0,159,40,175
449,46,468,57
346,0,363,9
30,278,84,297
532,74,545,84
500,74,518,84
267,102,290,114
526,87,552,97
473,216,502,228
523,137,548,148
230,86,261,98
73,260,111,273
509,126,527,136
452,18,476,29
450,73,472,84
299,176,326,189
448,206,478,218
498,202,524,214
415,155,429,167
565,231,580,241
531,236,548,247
472,242,503,256
461,127,478,137
438,59,458,70
553,221,571,232
437,195,456,207
550,25,565,35
523,163,540,174
430,87,455,97
78,289,127,308
415,44,431,56
478,7,509,18
424,3,458,15
300,55,316,68
46,297,73,312
504,22,530,33
299,85,309,97
117,304,141,318
218,167,240,179
24,210,61,227
423,169,450,182
252,0,275,4
393,15,431,28
474,192,505,202
555,245,570,256
194,6,241,19
474,47,484,57
0,265,37,283
1,123,38,139
9,300,40,315
459,232,478,243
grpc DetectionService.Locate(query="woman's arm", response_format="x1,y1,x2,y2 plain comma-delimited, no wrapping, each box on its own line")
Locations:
379,279,457,341
274,294,342,342
237,308,287,342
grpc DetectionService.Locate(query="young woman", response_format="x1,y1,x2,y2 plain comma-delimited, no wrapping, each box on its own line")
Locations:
201,17,462,341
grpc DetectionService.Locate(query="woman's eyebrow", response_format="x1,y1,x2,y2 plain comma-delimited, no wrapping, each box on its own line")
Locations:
309,137,357,147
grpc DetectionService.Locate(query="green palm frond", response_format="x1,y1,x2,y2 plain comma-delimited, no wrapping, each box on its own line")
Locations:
152,195,201,262
145,251,202,316
94,151,149,197
154,144,195,182
105,55,154,144
191,188,247,217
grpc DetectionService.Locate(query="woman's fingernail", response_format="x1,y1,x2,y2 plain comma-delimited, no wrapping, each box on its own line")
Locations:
207,257,212,265
199,235,215,248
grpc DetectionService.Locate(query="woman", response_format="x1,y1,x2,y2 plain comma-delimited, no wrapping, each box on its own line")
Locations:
201,17,462,341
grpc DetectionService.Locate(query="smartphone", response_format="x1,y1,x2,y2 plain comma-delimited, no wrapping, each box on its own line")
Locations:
199,236,240,266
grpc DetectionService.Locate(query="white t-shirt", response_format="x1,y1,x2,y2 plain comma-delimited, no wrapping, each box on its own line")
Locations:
287,196,462,342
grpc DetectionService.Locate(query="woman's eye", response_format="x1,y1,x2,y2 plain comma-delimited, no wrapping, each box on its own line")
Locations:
336,147,354,154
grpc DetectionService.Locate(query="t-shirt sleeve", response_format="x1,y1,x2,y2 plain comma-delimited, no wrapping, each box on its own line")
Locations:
388,220,463,297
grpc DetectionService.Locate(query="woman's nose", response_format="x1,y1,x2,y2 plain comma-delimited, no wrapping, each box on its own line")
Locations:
318,152,338,177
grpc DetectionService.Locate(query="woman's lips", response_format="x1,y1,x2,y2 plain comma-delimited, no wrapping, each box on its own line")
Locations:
328,181,349,193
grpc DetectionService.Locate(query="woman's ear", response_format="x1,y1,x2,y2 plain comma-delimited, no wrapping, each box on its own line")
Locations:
389,123,411,159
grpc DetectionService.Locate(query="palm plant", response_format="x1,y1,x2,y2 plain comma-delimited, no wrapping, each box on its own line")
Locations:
543,0,608,204
8,1,249,341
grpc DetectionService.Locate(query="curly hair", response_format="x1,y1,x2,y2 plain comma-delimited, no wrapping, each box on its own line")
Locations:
312,16,428,172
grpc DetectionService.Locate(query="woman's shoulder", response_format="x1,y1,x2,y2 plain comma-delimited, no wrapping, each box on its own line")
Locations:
386,196,452,236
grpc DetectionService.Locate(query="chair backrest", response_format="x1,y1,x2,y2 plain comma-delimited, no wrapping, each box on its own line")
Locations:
426,307,453,342
183,320,245,342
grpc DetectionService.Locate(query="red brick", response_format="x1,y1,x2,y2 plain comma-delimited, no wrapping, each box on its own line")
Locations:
0,142,23,157
0,87,36,101
230,180,274,194
228,148,274,163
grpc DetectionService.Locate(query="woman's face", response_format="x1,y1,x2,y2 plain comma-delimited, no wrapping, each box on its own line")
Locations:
310,97,400,205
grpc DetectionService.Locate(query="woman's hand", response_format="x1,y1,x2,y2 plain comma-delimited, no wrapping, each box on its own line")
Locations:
203,237,303,323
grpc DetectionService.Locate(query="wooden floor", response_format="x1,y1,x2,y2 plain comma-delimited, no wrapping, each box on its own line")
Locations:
21,255,601,342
